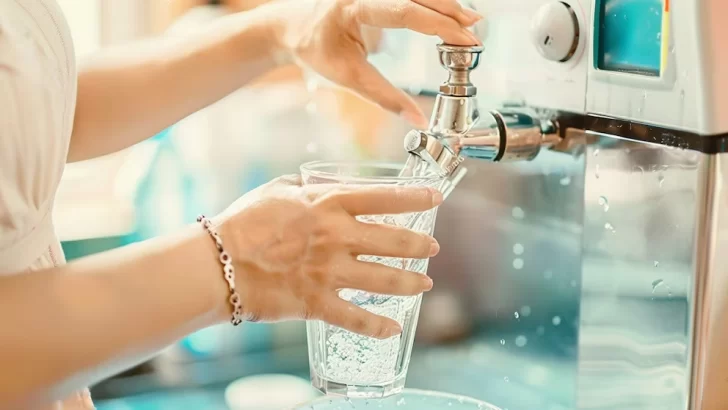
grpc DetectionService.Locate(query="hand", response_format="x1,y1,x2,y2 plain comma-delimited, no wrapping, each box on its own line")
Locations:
215,175,443,339
263,0,483,128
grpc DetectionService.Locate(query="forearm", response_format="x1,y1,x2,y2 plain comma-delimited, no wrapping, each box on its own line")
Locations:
69,7,283,162
0,226,227,407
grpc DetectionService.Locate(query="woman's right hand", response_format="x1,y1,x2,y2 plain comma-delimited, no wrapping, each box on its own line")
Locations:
214,175,442,339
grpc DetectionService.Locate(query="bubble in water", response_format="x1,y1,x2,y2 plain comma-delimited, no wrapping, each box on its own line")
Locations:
595,164,600,179
521,305,532,317
458,398,465,404
658,174,665,187
544,270,553,280
512,207,525,219
515,335,528,347
513,258,524,270
500,339,506,345
396,398,406,406
560,176,571,186
306,142,318,154
593,148,600,157
654,261,659,268
604,222,616,233
513,243,525,255
448,402,453,407
504,376,510,382
598,196,609,212
514,311,520,319
459,99,465,106
552,316,562,326
537,326,545,335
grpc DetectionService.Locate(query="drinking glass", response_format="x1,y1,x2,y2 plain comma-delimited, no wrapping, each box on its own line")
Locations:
300,160,445,399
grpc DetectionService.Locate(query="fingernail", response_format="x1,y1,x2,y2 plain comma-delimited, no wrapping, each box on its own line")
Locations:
464,30,482,46
423,276,434,291
431,188,444,206
462,8,484,24
402,110,429,129
429,240,440,257
386,323,403,338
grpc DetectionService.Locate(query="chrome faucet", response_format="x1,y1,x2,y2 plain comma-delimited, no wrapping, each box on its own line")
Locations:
404,44,566,175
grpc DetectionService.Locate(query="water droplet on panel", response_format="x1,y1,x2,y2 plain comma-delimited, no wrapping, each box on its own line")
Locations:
598,196,609,212
652,279,664,292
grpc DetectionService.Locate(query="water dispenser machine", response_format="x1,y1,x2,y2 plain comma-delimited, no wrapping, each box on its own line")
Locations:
398,0,728,409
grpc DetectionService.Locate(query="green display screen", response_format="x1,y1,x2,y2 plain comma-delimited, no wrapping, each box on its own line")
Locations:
596,0,666,76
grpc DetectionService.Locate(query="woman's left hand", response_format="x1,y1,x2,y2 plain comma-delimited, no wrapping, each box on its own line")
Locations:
265,0,483,129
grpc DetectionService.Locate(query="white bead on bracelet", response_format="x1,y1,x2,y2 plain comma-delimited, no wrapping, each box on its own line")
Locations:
197,215,244,326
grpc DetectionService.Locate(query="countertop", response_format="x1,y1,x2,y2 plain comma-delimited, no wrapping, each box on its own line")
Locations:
95,328,578,410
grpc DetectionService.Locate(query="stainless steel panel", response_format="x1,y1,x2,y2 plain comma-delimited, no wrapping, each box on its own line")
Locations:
577,135,702,410
689,154,728,410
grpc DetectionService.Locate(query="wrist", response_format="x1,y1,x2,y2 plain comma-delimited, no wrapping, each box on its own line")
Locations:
192,226,235,324
228,2,294,69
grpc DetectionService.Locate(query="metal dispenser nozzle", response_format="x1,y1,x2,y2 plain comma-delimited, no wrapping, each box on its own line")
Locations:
405,44,563,175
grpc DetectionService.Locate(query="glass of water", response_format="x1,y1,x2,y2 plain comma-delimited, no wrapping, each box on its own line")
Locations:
300,160,445,399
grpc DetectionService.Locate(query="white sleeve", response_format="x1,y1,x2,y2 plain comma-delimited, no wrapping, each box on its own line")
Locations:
0,2,76,272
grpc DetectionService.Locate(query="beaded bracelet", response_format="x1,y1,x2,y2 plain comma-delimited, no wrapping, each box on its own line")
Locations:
197,215,244,326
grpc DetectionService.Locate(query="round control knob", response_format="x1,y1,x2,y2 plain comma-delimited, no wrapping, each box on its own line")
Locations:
530,2,580,62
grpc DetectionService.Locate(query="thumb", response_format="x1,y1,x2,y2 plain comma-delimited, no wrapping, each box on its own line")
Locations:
345,60,429,129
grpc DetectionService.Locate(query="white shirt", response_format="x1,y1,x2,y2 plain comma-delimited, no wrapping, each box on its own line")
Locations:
0,0,92,408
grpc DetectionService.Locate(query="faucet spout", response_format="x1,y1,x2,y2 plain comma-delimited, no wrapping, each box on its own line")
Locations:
404,43,565,177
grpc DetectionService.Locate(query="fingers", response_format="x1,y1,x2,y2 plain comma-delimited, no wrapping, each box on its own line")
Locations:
319,185,443,216
411,0,482,27
336,259,433,296
347,60,429,128
354,1,481,46
348,221,439,258
318,295,403,339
